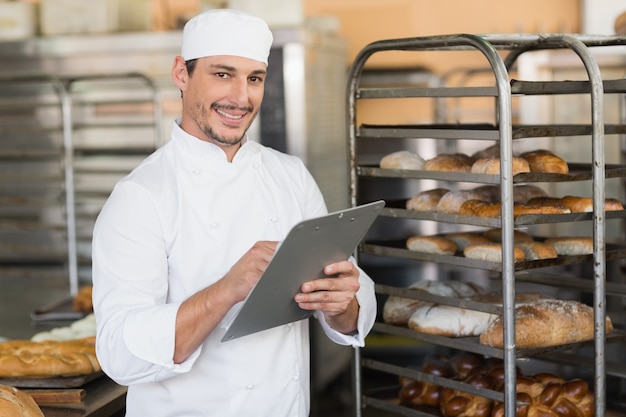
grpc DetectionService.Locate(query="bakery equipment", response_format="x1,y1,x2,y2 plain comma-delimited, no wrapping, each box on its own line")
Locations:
347,34,626,417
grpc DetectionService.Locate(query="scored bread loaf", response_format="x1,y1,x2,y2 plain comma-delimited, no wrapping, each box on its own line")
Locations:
423,153,474,172
0,336,100,378
406,236,458,254
520,149,569,174
479,299,613,349
464,243,526,262
470,157,530,176
544,236,593,255
0,385,44,417
380,150,425,170
406,188,449,211
382,280,486,326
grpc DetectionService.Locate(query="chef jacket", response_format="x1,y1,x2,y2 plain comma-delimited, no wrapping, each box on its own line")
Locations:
92,121,377,417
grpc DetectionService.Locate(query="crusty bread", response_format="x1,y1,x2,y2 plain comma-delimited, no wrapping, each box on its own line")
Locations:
527,196,564,207
471,144,500,160
436,191,488,214
482,228,534,243
464,242,526,262
520,149,569,174
470,157,530,176
516,241,558,260
513,184,549,204
445,232,492,251
559,196,624,213
0,385,44,417
380,150,424,170
406,188,449,211
544,237,593,255
479,299,613,349
0,337,100,378
406,236,457,255
382,280,485,326
459,200,570,218
423,153,474,172
471,185,500,202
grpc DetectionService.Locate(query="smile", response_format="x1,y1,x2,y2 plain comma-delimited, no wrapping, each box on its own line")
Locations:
216,108,246,120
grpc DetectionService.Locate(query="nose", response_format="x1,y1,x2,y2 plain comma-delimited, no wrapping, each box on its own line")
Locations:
228,77,250,106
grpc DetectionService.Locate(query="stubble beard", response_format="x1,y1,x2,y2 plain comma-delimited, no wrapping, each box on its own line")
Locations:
197,102,255,147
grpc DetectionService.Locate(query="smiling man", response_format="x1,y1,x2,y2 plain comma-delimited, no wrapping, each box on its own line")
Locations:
91,9,377,417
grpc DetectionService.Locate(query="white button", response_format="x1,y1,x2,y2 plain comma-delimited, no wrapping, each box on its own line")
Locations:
192,168,201,175
245,384,255,390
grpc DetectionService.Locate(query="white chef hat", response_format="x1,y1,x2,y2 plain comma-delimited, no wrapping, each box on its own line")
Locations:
181,9,273,65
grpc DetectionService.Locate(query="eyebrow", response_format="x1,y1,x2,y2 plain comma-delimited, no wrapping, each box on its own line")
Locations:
207,63,267,76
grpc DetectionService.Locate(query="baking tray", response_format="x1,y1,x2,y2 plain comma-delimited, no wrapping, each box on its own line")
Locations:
31,297,85,322
0,371,103,388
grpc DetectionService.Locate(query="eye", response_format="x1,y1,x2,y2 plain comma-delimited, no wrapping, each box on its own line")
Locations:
250,75,265,83
215,72,230,79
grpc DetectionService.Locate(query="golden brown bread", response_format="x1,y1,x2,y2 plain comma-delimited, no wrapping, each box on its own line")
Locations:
406,188,449,211
399,358,454,407
423,153,474,172
0,385,44,417
436,191,488,214
463,242,526,263
459,200,571,218
0,337,100,378
72,285,93,313
445,232,492,251
559,195,624,213
406,236,458,255
479,299,613,349
440,372,497,417
516,241,558,260
544,237,593,256
520,149,569,174
470,157,530,176
379,150,424,169
527,196,565,207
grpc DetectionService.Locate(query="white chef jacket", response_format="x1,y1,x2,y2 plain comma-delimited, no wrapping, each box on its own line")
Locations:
91,121,377,417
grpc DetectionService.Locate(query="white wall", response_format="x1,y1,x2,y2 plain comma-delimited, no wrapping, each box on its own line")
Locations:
583,0,626,34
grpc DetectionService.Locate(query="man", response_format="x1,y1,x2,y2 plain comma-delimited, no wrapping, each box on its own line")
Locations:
91,9,377,417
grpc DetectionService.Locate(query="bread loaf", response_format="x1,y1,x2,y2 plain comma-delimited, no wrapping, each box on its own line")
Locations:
513,184,549,204
0,337,100,378
440,372,497,417
470,157,530,176
527,196,565,207
423,153,474,172
72,285,93,313
459,200,570,218
464,243,526,262
0,385,44,417
399,358,454,407
471,185,501,203
406,188,449,211
559,195,624,213
520,149,569,174
380,150,424,170
479,299,613,349
406,236,458,255
445,232,492,251
436,191,488,214
471,144,500,160
544,237,593,255
516,241,558,260
382,280,485,326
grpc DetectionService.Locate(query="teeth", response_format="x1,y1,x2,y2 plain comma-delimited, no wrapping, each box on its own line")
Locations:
216,108,244,120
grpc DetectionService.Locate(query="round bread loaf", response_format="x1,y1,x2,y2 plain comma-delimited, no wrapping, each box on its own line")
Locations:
406,188,449,211
482,228,534,243
470,157,530,176
520,149,569,174
479,298,613,349
382,280,485,326
471,185,500,202
559,196,624,213
544,237,593,255
516,241,558,260
471,143,500,160
437,191,488,214
513,184,549,204
406,236,458,254
445,232,492,250
423,153,474,172
464,243,526,262
380,150,424,170
0,385,44,417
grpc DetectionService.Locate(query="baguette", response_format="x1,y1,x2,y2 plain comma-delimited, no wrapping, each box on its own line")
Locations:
0,385,44,417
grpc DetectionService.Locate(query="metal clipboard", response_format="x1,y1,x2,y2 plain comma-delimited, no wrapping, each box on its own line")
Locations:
221,200,385,342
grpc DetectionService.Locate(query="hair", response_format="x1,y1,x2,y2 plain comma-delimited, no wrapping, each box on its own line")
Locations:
185,59,198,76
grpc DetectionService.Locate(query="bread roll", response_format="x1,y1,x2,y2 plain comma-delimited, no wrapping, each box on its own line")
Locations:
423,153,474,172
399,358,454,407
464,243,526,262
516,241,558,260
479,299,613,349
559,196,624,213
483,228,534,243
382,280,485,326
470,157,530,176
406,188,449,211
471,144,500,160
0,385,44,417
520,149,569,174
406,236,458,254
513,184,549,204
380,150,424,170
445,232,492,251
544,237,593,255
437,191,488,214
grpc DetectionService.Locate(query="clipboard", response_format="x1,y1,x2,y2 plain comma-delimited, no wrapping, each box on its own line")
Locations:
221,200,385,342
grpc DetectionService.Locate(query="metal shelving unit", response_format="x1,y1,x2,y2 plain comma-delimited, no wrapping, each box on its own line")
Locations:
347,34,626,417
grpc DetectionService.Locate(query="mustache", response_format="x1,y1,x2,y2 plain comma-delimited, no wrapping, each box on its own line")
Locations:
212,103,253,113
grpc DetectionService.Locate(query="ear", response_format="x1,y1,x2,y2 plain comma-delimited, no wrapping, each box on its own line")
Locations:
171,56,189,91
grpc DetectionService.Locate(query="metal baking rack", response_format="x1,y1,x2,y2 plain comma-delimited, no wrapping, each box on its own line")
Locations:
347,34,626,417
